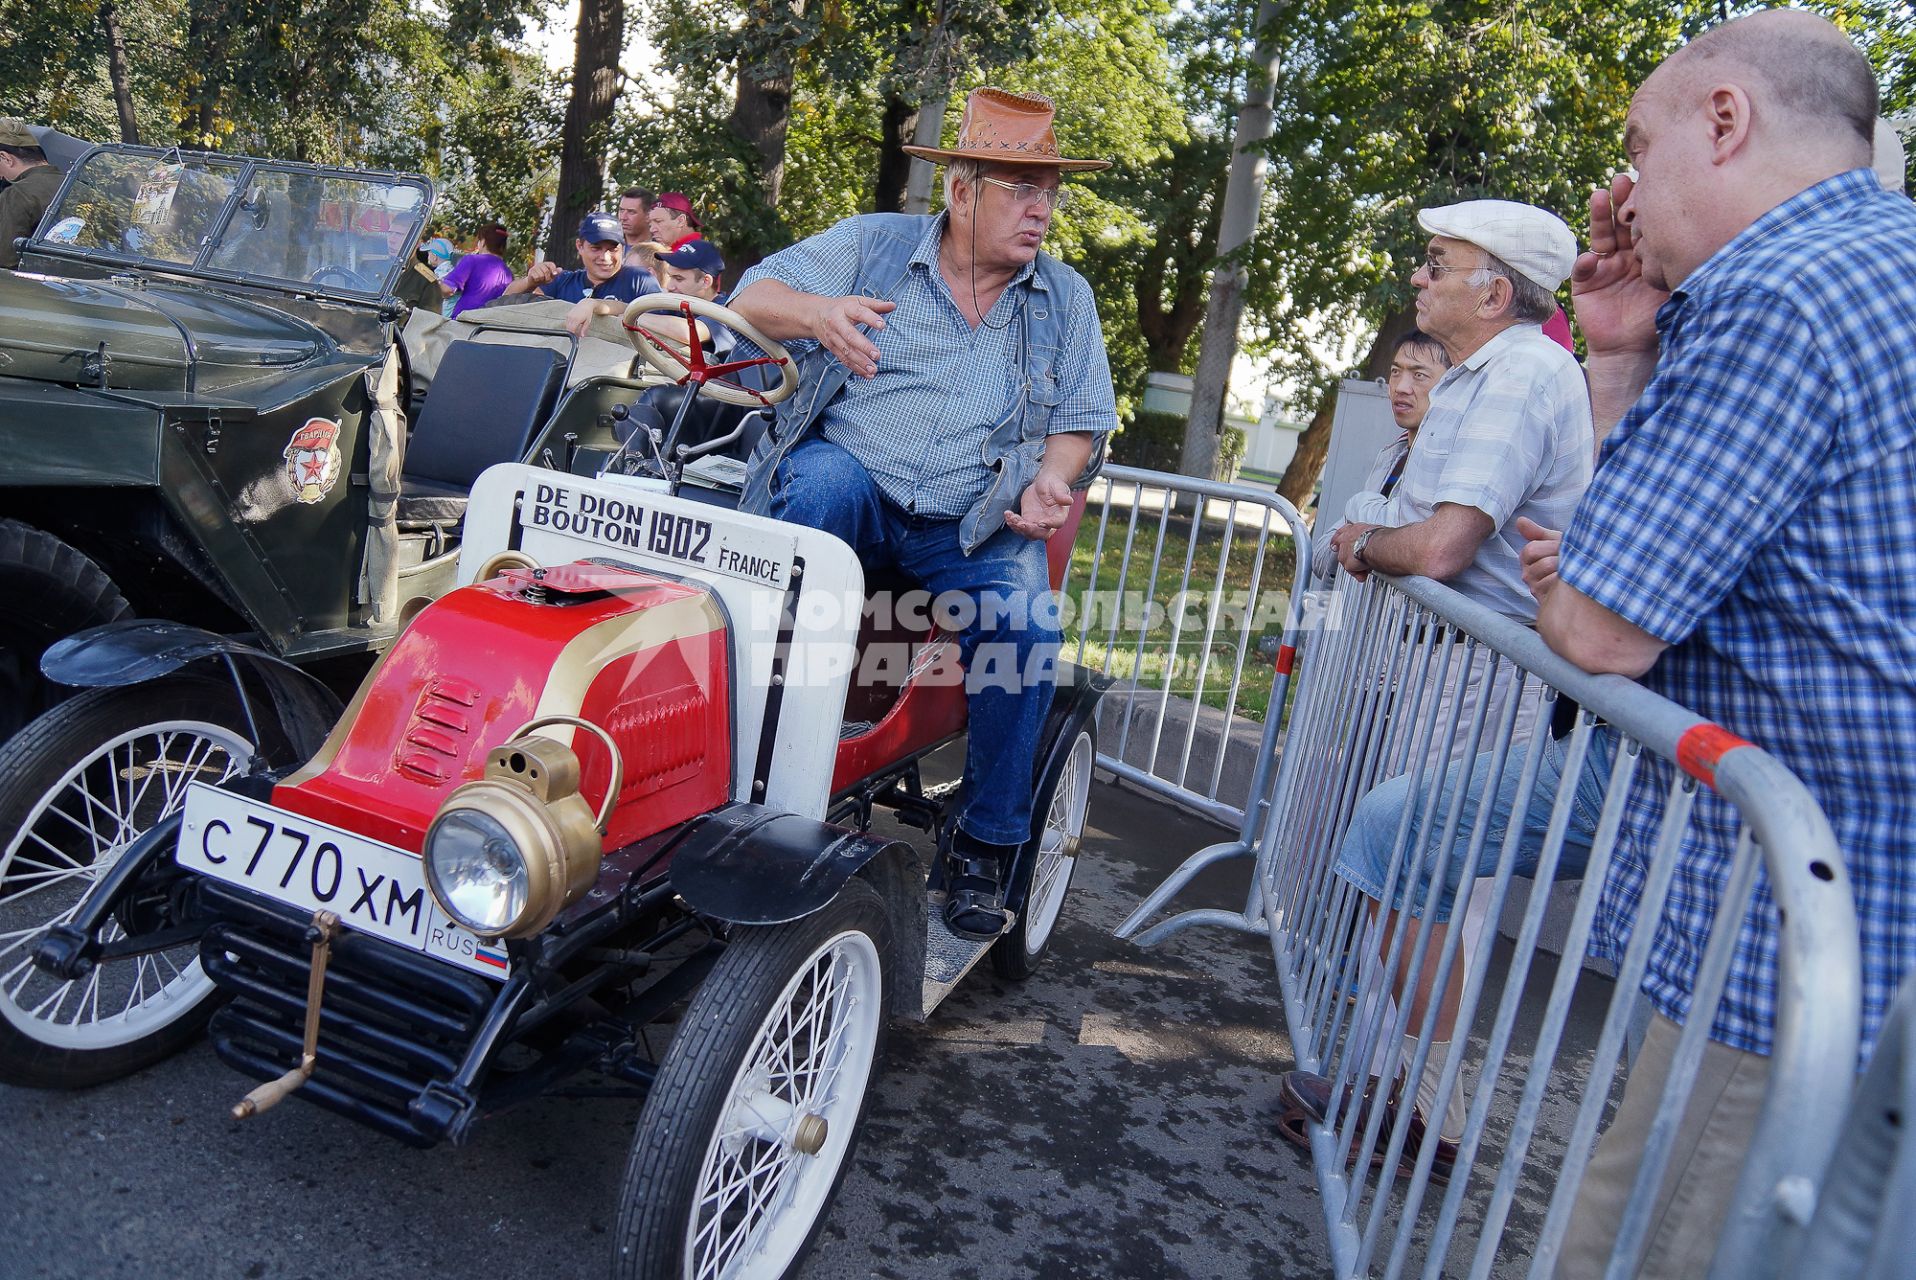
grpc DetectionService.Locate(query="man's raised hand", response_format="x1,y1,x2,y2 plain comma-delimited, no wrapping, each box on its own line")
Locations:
1570,175,1666,358
814,295,897,379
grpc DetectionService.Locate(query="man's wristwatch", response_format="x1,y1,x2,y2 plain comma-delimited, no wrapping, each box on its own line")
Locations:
1352,527,1379,567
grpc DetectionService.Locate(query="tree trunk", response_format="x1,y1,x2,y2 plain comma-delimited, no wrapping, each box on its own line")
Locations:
100,1,140,144
183,0,228,146
1275,301,1418,509
1179,0,1286,478
730,1,802,211
1136,182,1223,371
873,94,918,213
903,90,951,214
547,0,624,267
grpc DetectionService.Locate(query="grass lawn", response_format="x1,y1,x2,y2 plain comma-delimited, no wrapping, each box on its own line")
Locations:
1059,482,1302,724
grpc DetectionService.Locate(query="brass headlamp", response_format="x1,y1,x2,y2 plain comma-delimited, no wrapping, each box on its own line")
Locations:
422,715,620,940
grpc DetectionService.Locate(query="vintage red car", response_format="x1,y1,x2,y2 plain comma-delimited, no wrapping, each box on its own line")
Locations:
3,298,1104,1279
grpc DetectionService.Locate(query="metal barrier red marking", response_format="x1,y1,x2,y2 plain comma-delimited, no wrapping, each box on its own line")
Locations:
1676,722,1752,787
1275,644,1296,676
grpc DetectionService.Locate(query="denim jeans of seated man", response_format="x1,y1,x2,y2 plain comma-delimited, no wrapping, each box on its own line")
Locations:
1336,724,1619,923
767,437,1059,846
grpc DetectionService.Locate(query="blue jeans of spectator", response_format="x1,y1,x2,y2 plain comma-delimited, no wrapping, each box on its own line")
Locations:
1336,726,1618,922
768,437,1058,846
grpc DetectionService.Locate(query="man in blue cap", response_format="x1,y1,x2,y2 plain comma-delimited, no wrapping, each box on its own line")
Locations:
504,212,657,305
564,237,732,354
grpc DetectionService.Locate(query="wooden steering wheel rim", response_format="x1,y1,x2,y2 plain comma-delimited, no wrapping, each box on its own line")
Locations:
619,292,799,408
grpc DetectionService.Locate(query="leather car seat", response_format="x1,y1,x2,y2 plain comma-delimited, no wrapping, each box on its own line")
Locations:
398,339,568,527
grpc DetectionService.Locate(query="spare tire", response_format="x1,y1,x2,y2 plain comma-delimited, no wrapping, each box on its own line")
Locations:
0,520,133,742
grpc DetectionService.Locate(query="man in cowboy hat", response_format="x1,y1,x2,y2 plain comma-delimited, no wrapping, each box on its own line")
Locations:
729,86,1118,942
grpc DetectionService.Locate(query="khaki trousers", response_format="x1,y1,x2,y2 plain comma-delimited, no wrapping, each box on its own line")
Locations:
1558,1011,1771,1279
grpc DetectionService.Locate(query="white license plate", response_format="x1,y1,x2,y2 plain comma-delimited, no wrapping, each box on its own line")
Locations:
178,783,509,980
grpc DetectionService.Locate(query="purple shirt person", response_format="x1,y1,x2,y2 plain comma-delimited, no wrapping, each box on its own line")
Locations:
440,224,514,317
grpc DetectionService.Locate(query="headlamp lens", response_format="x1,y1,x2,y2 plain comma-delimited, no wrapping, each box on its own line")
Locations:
424,808,528,935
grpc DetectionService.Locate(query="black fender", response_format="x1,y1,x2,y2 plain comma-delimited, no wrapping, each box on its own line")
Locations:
670,803,928,1018
670,804,917,928
40,619,343,761
1002,660,1111,914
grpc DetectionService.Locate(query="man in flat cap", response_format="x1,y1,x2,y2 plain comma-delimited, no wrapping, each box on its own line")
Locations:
1278,198,1595,1179
728,87,1117,943
0,120,64,270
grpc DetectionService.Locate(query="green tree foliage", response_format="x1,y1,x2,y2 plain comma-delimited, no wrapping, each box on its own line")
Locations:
1061,1,1238,401
0,0,563,270
0,0,178,143
1254,0,1713,501
10,0,1915,405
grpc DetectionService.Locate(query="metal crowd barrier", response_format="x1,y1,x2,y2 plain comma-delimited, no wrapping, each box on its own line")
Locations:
1127,568,1863,1278
1792,977,1915,1279
1059,464,1311,941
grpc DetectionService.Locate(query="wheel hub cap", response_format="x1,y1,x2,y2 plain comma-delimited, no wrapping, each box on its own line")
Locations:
792,1113,828,1157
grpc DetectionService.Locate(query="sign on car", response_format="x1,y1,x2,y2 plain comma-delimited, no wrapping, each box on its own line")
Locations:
521,479,797,590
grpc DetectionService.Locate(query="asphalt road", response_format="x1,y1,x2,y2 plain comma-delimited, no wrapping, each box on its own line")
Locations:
1,774,1330,1280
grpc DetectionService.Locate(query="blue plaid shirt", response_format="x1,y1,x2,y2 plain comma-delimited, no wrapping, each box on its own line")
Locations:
1561,170,1916,1061
734,213,1116,516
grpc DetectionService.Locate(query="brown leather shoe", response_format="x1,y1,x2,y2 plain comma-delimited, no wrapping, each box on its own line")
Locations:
1273,1069,1458,1185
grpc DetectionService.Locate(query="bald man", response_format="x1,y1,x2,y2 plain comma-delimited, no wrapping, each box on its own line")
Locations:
1513,12,1916,1275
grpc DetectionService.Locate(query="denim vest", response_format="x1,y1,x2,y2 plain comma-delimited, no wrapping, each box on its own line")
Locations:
740,213,1104,553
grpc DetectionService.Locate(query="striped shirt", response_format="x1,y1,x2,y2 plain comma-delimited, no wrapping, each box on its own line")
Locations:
1562,170,1916,1061
1383,323,1593,620
734,213,1116,517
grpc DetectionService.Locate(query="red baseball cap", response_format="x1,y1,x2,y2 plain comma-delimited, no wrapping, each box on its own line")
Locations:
654,192,702,230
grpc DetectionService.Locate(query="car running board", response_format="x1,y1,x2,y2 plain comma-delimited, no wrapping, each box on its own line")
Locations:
919,892,1014,1017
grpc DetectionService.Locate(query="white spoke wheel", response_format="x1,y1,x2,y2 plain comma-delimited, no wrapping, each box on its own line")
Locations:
0,678,258,1088
992,725,1094,980
614,878,890,1280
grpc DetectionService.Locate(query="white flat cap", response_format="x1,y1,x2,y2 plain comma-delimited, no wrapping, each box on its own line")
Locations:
1874,117,1905,194
1417,199,1579,293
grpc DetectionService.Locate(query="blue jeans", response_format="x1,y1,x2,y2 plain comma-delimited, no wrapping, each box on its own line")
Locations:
1335,726,1618,923
768,438,1058,846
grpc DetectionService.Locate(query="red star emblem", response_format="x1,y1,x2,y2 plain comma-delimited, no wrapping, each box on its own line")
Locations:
301,454,326,482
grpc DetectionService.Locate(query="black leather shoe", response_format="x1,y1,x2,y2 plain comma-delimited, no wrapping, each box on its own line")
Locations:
943,830,1012,941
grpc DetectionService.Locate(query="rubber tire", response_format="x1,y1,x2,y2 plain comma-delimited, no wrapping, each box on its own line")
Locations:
0,678,258,1088
612,878,892,1280
0,520,133,742
991,725,1094,980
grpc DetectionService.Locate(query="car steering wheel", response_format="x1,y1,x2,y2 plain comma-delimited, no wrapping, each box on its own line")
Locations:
620,293,798,408
309,266,365,290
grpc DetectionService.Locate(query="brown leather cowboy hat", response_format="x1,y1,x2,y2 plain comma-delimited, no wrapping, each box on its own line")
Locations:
902,87,1111,173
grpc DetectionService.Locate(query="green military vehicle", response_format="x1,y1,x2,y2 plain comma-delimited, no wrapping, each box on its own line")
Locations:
1,146,440,737
0,143,757,1082
0,144,671,743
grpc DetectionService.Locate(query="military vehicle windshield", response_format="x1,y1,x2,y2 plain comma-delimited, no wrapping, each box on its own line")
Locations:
35,147,430,298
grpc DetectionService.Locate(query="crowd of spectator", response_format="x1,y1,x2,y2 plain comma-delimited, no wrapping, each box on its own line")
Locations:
1286,10,1915,1275
402,184,724,326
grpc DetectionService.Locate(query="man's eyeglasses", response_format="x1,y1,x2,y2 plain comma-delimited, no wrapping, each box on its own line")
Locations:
1417,253,1493,280
977,175,1075,212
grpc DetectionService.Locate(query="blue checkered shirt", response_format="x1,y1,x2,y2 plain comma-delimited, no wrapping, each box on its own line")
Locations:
734,213,1116,516
1561,170,1916,1062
